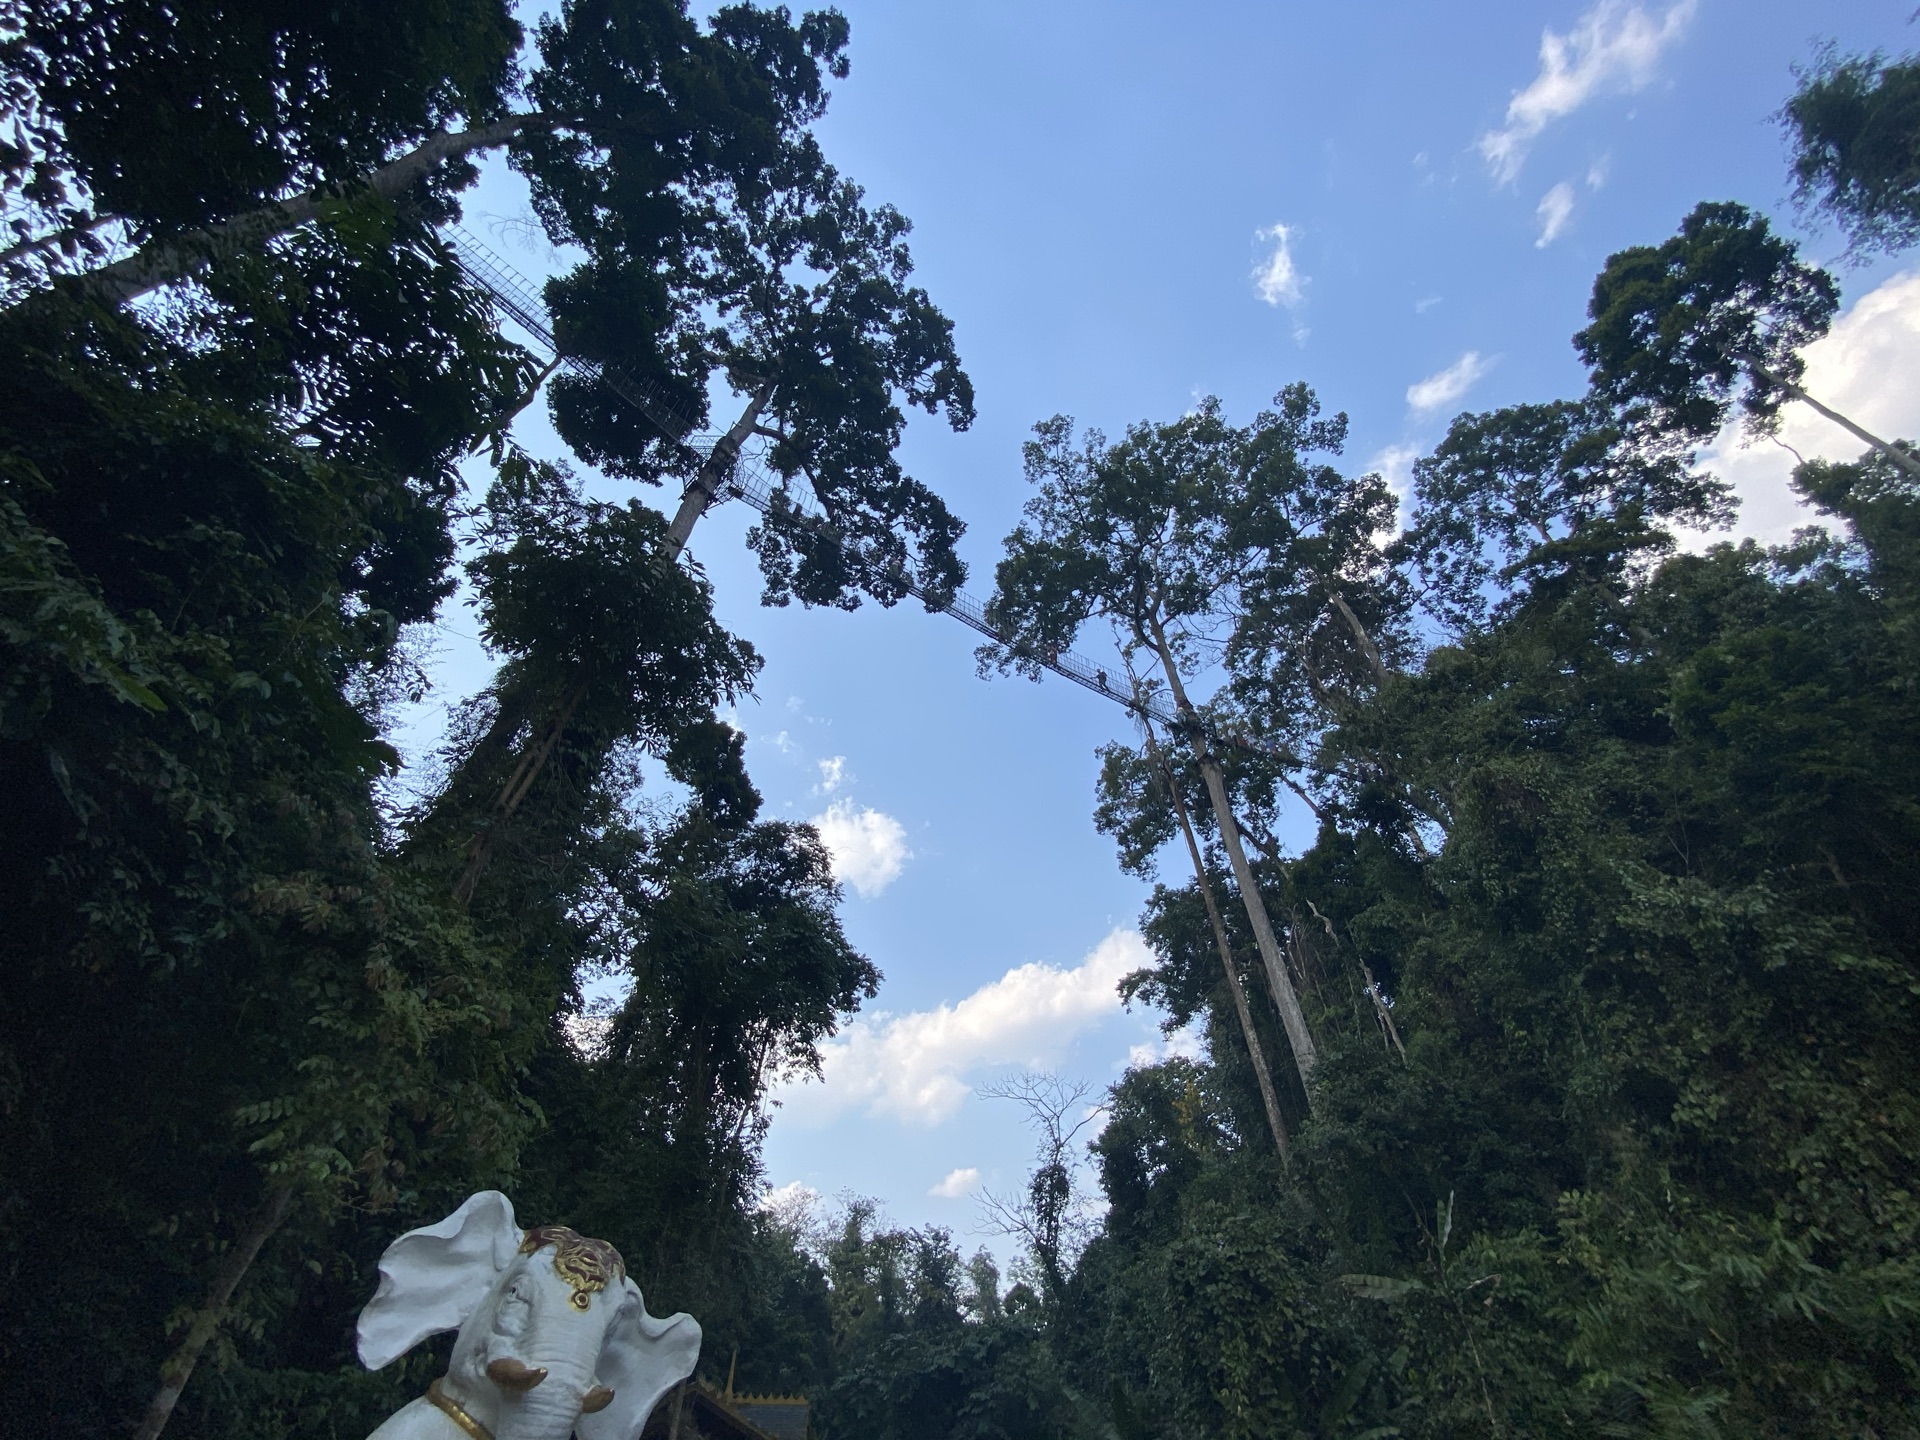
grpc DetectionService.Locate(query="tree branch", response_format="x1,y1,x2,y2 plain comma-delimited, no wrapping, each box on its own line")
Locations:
1328,590,1391,686
131,1182,295,1440
0,211,120,273
54,115,549,309
1776,375,1920,482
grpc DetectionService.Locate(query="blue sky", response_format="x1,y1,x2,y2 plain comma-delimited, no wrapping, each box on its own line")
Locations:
410,0,1920,1256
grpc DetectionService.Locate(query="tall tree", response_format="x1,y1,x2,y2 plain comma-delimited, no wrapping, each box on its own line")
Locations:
508,719,877,1314
409,455,758,904
1576,199,1920,479
549,144,975,603
982,395,1321,1096
1142,724,1292,1159
0,6,940,1431
1087,661,1292,1157
978,1074,1102,1314
6,0,977,613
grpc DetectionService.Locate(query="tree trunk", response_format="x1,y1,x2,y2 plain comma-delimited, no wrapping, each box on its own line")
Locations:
131,1182,295,1440
453,682,584,903
1772,374,1920,483
1302,899,1407,1062
662,382,775,559
1145,613,1318,1098
1328,590,1390,686
64,116,543,309
1148,726,1290,1158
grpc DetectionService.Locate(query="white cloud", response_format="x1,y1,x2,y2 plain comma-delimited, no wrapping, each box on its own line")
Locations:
1407,351,1494,414
1127,1022,1205,1069
929,1167,981,1199
758,1181,824,1235
1415,294,1443,314
810,799,910,898
1479,0,1696,184
1252,223,1305,308
1536,181,1576,247
775,927,1149,1126
1690,270,1920,548
814,755,848,795
1369,442,1425,530
760,1179,821,1214
1169,1025,1205,1059
1586,154,1612,190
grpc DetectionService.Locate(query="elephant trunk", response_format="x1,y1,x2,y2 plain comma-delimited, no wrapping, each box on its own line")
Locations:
476,1344,603,1440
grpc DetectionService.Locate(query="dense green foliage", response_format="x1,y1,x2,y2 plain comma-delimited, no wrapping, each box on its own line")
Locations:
1785,43,1920,257
5,11,1917,1440
941,161,1920,1438
1069,448,1920,1437
1124,233,1912,1440
0,2,958,1435
1575,200,1839,444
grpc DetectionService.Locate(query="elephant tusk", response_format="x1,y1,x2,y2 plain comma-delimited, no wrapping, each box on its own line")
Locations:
580,1385,616,1414
486,1357,550,1391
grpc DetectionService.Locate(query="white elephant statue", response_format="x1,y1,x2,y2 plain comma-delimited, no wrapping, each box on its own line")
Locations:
356,1192,701,1440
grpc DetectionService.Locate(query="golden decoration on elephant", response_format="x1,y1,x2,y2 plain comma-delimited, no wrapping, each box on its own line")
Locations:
519,1226,626,1310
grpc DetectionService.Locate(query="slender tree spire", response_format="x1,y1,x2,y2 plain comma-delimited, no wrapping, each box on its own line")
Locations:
1145,613,1317,1097
1140,706,1291,1157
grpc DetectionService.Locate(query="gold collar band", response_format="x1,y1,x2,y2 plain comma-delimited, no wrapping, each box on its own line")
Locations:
429,1378,497,1440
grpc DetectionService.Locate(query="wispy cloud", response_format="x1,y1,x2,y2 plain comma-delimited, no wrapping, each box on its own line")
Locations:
1536,181,1576,247
1252,223,1305,308
776,928,1148,1126
929,1167,981,1199
1479,0,1696,184
810,799,911,899
1407,352,1493,414
814,755,848,796
1415,294,1443,315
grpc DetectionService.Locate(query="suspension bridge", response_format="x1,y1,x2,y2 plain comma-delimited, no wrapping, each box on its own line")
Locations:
442,224,1293,768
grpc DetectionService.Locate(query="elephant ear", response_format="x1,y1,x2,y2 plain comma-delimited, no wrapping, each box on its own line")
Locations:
356,1191,524,1370
576,1279,702,1440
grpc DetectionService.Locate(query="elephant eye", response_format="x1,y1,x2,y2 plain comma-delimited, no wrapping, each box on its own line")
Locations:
495,1283,533,1336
